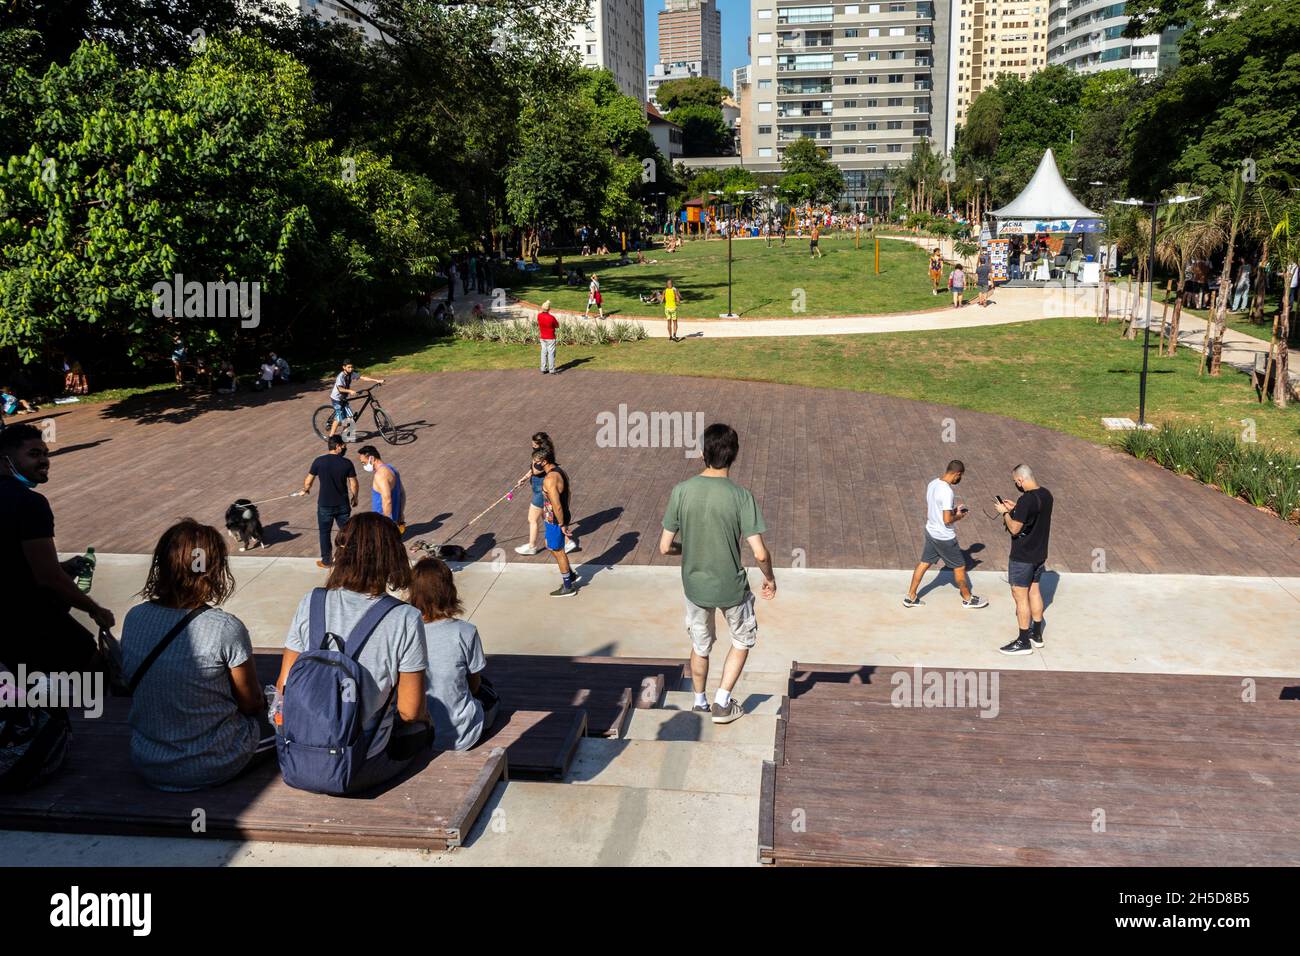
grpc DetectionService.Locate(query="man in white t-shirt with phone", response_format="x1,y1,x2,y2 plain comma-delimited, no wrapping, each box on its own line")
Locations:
903,459,988,609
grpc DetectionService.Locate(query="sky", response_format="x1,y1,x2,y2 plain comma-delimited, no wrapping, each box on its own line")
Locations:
643,0,750,87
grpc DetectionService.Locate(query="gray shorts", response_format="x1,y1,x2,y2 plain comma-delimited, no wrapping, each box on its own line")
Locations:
920,531,964,569
684,591,758,655
1008,560,1045,588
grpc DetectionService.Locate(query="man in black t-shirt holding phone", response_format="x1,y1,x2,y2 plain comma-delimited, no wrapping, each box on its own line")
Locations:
994,464,1053,656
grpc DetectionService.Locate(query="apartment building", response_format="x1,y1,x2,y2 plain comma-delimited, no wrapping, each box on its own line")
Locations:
569,0,648,102
743,1,955,204
1046,0,1182,77
659,0,724,82
948,0,1049,133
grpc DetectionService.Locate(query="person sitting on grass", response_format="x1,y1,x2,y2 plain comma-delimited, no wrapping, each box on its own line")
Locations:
122,519,276,792
640,290,665,305
277,512,432,793
409,556,500,751
1,386,38,416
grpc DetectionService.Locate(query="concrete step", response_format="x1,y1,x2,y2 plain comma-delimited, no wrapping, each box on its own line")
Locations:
626,706,779,749
564,738,770,796
672,670,790,697
662,689,783,717
453,780,761,866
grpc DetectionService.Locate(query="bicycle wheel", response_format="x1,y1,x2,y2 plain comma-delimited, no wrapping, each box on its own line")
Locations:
373,406,398,444
311,405,335,441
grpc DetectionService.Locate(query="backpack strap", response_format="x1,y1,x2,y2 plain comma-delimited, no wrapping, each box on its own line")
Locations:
307,587,331,652
344,594,402,661
128,606,209,694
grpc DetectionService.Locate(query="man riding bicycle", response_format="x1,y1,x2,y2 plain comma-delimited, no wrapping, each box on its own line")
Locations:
327,361,385,439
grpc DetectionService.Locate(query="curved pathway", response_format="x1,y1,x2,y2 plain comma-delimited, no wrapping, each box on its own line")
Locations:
39,370,1300,576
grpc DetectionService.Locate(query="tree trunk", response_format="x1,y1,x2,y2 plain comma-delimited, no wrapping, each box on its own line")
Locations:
1210,225,1238,376
1158,280,1172,353
1274,264,1295,408
1166,275,1186,357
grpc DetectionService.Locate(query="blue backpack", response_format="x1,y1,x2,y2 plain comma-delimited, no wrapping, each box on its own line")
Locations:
276,588,402,795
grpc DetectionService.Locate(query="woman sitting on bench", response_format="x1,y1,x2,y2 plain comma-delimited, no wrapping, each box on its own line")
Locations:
409,556,499,750
121,519,276,791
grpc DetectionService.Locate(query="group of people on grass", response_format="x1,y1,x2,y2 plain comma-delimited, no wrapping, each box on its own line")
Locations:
929,249,994,309
170,338,291,396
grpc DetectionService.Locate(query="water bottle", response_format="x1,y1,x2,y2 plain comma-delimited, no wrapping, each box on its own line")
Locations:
75,548,96,593
264,684,283,731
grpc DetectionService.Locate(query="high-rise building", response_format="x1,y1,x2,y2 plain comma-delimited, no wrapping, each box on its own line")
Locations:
272,0,389,42
743,1,955,206
648,61,706,108
732,66,753,156
1046,1,1182,78
659,0,724,83
569,0,647,102
948,0,1049,135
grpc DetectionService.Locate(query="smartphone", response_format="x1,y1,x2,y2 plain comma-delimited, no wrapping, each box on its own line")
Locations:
994,495,1007,505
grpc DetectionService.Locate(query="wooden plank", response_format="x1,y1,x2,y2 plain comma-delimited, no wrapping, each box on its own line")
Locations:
757,760,776,865
477,709,587,780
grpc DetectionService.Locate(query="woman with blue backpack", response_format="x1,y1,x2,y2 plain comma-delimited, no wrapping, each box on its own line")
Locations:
276,513,432,795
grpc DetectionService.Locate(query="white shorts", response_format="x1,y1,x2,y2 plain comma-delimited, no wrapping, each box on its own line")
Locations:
684,591,758,655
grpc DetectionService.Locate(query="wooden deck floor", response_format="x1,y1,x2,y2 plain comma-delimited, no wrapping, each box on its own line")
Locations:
760,663,1300,866
33,369,1300,575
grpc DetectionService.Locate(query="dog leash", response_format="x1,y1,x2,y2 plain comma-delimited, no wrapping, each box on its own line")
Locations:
240,492,308,507
410,486,518,555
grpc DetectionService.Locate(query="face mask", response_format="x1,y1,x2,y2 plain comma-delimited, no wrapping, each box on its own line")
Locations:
4,456,36,488
363,463,374,473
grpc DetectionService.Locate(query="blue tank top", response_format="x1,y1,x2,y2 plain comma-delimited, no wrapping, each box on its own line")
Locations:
371,463,404,521
530,473,544,508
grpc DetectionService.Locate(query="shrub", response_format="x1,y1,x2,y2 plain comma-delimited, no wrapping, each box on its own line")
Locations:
451,316,647,346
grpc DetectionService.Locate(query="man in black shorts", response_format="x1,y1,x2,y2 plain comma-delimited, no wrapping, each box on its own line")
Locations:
995,464,1053,655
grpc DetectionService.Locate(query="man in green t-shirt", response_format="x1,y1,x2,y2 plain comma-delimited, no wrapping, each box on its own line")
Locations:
660,423,776,725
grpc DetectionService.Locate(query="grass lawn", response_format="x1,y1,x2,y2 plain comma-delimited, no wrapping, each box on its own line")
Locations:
357,317,1300,454
500,235,942,319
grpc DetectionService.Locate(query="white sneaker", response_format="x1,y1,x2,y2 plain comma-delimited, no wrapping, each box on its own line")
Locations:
514,544,539,555
564,537,579,553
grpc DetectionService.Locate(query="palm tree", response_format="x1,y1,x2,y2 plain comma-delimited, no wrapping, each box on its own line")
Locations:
1155,195,1220,356
1259,186,1299,406
1207,172,1262,375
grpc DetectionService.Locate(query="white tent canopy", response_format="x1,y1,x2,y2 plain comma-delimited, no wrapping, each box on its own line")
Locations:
988,149,1101,221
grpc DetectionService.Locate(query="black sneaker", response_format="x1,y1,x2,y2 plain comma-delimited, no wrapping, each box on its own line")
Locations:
902,595,923,608
549,581,577,597
999,636,1034,656
1030,624,1045,649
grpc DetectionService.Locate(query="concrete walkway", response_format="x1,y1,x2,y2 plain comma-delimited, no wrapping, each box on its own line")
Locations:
6,554,1296,867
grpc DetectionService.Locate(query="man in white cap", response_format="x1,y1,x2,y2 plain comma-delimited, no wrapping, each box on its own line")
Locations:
537,300,558,374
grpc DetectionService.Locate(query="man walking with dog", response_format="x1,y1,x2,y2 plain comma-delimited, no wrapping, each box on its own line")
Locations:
903,460,988,610
357,445,405,534
301,436,358,568
994,464,1053,656
660,423,776,725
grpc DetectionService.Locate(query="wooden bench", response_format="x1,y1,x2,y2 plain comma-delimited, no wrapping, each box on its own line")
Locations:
761,662,1300,866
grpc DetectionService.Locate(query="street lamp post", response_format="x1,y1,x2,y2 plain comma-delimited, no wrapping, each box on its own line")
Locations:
1112,194,1201,427
711,189,752,318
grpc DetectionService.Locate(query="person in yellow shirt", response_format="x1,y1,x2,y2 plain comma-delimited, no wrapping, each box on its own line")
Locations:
664,279,679,342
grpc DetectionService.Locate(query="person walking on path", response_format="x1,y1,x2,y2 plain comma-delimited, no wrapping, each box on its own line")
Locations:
948,263,966,308
1230,259,1251,313
357,445,405,534
903,460,987,609
515,433,577,556
994,464,1053,656
584,275,604,319
537,301,559,374
928,250,944,295
533,445,580,596
976,255,992,308
664,280,680,342
301,435,358,568
660,423,776,725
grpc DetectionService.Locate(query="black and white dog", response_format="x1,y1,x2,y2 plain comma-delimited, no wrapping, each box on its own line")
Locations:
224,499,266,552
410,540,466,562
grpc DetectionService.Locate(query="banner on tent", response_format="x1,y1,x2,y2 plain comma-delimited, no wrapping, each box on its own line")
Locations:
997,218,1104,235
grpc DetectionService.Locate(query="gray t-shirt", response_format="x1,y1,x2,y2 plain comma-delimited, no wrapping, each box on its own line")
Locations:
123,603,261,792
284,589,427,757
421,618,487,751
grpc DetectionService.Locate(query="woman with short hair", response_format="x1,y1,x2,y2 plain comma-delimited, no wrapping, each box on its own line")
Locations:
408,557,499,751
122,519,274,791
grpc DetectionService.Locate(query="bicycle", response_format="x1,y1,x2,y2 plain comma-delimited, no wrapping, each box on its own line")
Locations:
312,384,398,444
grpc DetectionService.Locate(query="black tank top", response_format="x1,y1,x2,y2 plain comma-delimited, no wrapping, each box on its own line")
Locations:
544,466,572,524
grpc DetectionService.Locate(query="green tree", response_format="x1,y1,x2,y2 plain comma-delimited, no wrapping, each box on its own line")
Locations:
666,103,734,157
655,77,731,112
505,93,608,236
780,138,843,204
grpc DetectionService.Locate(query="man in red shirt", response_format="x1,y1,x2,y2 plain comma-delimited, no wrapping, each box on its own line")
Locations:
537,300,558,374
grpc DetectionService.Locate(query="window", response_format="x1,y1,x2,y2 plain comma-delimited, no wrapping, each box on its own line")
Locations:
843,146,857,153
868,51,880,60
758,8,772,17
866,98,878,106
758,101,773,112
844,52,859,61
866,121,878,129
758,55,773,65
868,3,881,10
844,28,859,37
887,143,902,152
758,125,773,134
867,75,879,83
889,27,905,35
758,78,773,88
843,122,858,130
844,76,859,84
759,147,774,156
866,144,878,152
844,99,858,107
888,73,904,81
887,96,904,105
778,5,834,23
586,44,594,54
889,2,905,9
889,50,906,59
868,27,880,36
887,120,903,128
845,3,860,11
758,32,772,42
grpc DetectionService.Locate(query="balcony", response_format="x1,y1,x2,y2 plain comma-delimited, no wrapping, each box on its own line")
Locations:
914,80,932,90
778,108,834,117
778,37,835,48
778,83,834,95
